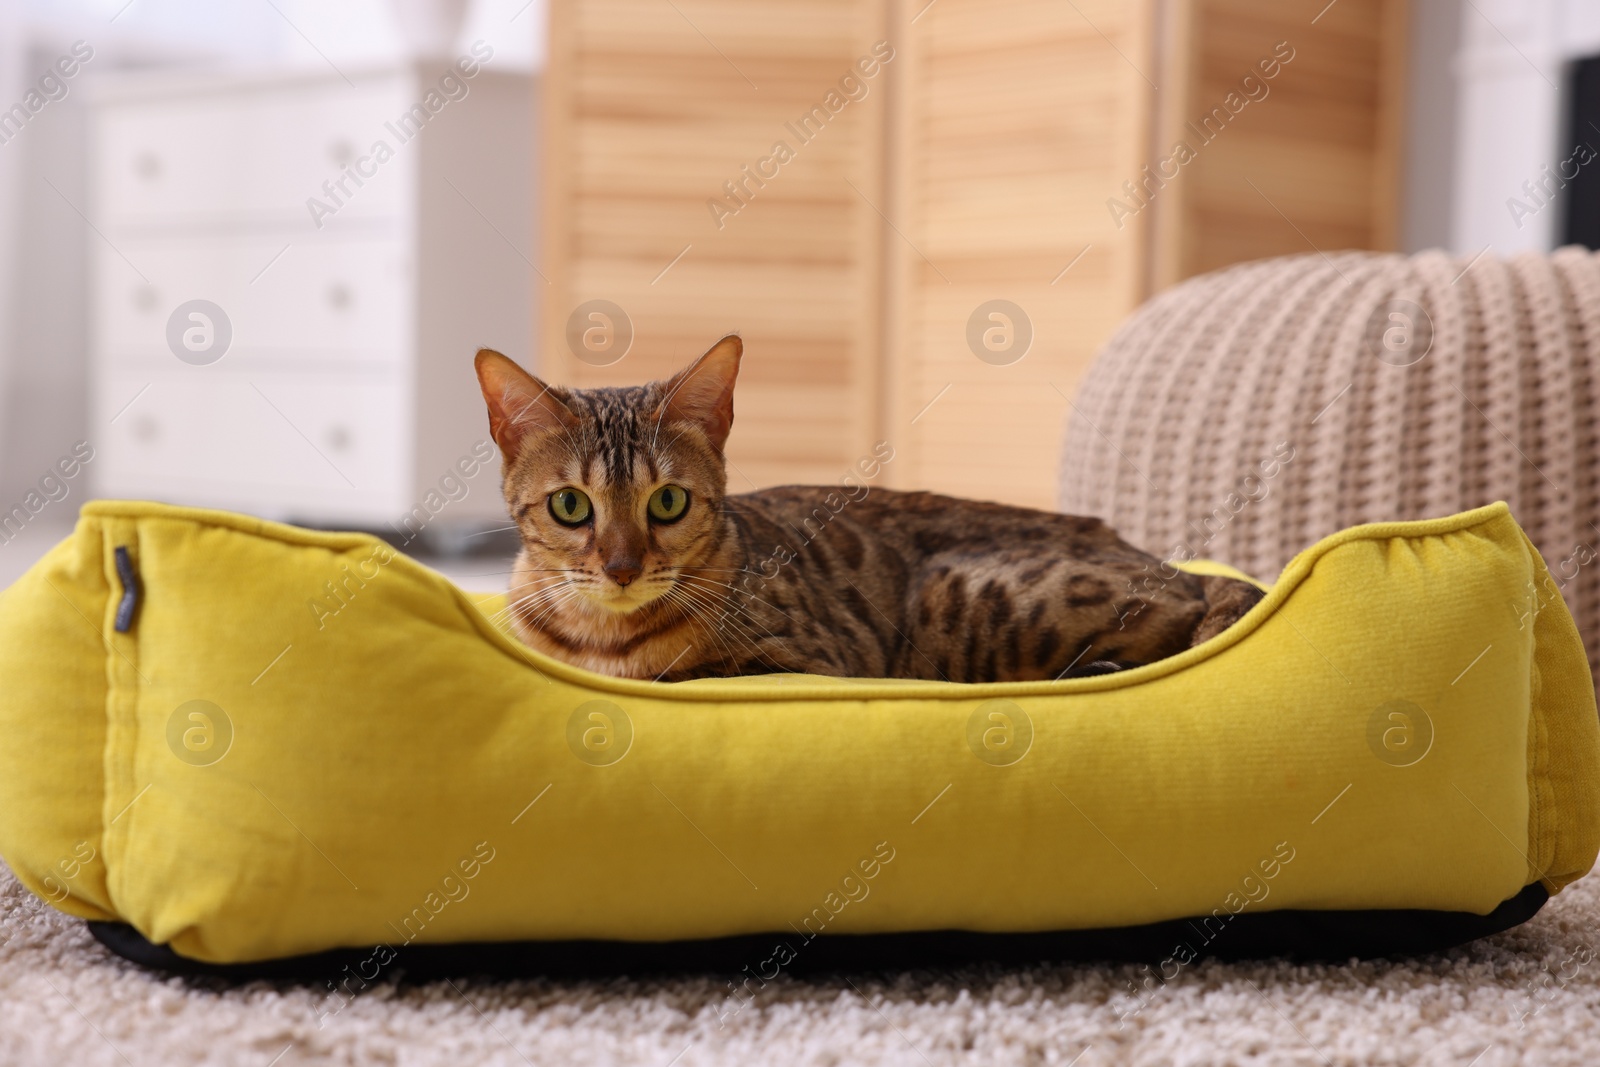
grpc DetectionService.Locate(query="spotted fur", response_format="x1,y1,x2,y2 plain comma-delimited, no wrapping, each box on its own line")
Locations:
475,336,1263,682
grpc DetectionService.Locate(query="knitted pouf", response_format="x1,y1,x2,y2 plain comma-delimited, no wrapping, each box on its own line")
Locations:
1059,248,1600,686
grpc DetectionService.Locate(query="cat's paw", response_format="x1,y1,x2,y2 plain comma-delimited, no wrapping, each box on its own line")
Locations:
1190,576,1266,646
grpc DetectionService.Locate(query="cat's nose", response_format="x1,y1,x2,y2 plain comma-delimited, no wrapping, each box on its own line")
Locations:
604,561,641,587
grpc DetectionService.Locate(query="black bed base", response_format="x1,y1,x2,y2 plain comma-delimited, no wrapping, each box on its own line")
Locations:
88,882,1547,981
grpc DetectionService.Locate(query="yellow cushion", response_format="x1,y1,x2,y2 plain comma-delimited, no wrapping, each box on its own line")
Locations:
0,500,1595,965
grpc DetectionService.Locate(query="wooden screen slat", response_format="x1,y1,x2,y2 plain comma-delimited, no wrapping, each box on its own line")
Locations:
1151,0,1407,286
885,0,1158,509
544,0,888,491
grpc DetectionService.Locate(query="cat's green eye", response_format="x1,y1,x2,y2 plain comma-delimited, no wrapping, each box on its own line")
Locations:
548,487,592,526
648,484,690,522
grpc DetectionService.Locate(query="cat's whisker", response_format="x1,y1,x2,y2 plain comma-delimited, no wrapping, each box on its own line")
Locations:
656,586,722,663
509,575,571,589
523,597,579,633
675,573,804,630
669,580,776,669
687,593,778,654
465,524,521,537
489,596,553,626
714,612,784,662
493,582,566,617
491,576,576,623
664,584,763,673
501,575,573,598
671,574,771,637
661,583,747,662
521,586,588,632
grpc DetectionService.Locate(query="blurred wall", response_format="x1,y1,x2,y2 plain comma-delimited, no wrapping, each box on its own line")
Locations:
0,4,19,502
1406,0,1600,256
1,42,89,509
1400,0,1459,253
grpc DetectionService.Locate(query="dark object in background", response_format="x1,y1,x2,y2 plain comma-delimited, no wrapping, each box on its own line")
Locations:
1563,56,1600,248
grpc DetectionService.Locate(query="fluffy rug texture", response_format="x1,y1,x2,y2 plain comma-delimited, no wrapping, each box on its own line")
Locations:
2,864,1598,1066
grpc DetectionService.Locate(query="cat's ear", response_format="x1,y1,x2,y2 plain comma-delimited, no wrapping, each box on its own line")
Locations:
660,334,742,453
474,348,576,459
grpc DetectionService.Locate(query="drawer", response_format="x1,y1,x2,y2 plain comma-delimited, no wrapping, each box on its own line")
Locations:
95,78,411,228
94,370,411,521
95,236,410,365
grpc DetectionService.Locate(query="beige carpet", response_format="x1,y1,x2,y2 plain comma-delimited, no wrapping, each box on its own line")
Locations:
2,863,1597,1066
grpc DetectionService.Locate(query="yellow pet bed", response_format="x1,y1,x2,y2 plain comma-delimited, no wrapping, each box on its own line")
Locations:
0,499,1596,974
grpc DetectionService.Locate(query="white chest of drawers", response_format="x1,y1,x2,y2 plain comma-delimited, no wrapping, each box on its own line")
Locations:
87,62,536,534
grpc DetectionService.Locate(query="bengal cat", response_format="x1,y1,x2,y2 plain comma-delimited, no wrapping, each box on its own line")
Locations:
474,336,1264,682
